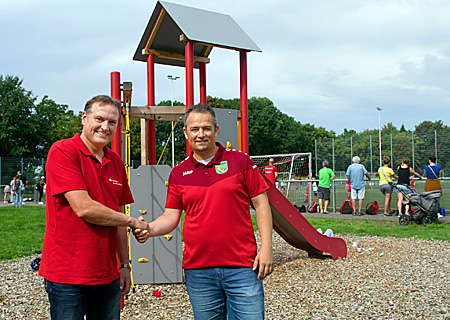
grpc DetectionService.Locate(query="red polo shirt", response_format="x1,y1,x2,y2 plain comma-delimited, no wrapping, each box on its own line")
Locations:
263,165,277,184
39,134,134,285
166,143,269,269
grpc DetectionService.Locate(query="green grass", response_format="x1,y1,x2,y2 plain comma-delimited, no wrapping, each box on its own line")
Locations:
305,218,450,241
251,215,450,241
1,206,449,261
0,206,46,260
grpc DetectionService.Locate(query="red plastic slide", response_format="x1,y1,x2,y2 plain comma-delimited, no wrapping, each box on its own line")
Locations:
263,175,347,260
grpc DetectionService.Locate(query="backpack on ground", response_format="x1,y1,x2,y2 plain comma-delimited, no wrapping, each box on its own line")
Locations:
294,204,307,213
340,183,354,214
306,201,318,213
366,201,379,215
340,200,353,214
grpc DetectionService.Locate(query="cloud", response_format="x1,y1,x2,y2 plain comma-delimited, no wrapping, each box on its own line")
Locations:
2,0,450,135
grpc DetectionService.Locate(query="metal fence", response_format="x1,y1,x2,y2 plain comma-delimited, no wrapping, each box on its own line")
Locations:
315,129,450,177
0,157,47,200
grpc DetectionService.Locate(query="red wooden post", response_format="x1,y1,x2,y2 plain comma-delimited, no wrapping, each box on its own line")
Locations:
199,62,207,104
147,54,156,165
239,50,249,154
110,71,122,156
185,41,194,156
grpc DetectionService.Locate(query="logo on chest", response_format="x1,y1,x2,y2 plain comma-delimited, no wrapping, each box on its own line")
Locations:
108,177,122,186
215,161,229,175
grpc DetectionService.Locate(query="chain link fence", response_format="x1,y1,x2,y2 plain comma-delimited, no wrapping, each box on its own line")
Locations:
315,129,450,212
1,157,47,201
315,129,450,177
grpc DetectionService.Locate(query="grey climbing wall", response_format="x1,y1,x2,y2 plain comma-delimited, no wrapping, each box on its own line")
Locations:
129,165,183,284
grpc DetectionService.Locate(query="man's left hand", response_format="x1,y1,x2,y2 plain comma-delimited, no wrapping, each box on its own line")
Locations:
119,267,131,295
253,246,274,280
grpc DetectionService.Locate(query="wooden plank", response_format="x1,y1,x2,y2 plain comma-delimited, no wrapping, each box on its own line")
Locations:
141,49,210,64
180,34,245,53
144,9,166,50
140,119,148,165
129,105,241,121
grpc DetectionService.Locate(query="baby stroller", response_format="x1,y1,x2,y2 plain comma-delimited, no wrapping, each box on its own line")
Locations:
394,183,441,226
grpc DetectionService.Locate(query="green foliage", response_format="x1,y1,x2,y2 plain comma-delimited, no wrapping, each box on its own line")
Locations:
207,96,311,155
0,206,46,260
0,75,82,157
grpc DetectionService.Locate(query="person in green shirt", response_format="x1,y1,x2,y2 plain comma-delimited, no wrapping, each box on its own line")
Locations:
317,160,335,213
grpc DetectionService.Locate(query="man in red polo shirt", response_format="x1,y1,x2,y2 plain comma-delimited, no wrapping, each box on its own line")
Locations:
134,104,273,319
264,158,278,185
39,95,148,320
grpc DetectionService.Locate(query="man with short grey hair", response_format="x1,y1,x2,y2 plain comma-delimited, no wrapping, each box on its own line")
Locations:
346,156,371,216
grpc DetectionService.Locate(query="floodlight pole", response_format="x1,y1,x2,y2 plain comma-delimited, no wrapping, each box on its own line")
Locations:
377,106,383,167
168,75,180,167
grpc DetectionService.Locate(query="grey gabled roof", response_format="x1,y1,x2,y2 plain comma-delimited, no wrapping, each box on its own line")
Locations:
133,1,261,68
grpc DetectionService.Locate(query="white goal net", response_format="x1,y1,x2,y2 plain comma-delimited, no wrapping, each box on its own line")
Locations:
251,153,312,205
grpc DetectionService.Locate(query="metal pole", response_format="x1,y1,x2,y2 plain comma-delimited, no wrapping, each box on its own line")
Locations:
377,106,383,167
350,136,353,162
390,133,393,165
435,129,438,163
315,139,318,175
412,130,415,171
332,138,335,212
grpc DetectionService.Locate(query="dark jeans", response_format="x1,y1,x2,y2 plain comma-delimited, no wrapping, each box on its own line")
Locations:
44,279,121,320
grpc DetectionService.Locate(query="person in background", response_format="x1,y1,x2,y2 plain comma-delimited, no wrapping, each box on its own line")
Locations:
264,158,278,186
312,176,318,198
3,180,11,203
133,103,273,320
424,155,442,193
9,177,15,204
423,155,443,216
17,171,28,187
378,156,398,217
396,158,422,216
12,174,24,208
37,176,46,204
317,160,335,214
346,156,371,216
39,95,148,320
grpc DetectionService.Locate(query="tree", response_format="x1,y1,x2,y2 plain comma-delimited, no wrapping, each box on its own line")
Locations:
0,75,36,157
0,75,82,157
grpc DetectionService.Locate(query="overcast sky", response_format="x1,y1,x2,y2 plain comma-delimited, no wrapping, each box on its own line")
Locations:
2,0,450,134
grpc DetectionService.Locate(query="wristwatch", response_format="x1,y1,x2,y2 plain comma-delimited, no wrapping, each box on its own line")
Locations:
119,263,131,270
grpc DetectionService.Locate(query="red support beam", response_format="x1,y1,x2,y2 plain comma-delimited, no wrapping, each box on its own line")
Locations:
147,54,156,165
185,41,194,156
239,50,249,154
199,62,207,104
110,71,122,157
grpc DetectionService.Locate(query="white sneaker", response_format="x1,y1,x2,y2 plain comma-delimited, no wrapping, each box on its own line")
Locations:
3,201,6,203
38,202,44,204
438,213,444,218
316,228,323,234
324,229,334,237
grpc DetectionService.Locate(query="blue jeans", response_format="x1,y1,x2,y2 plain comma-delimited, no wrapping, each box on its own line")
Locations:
14,192,23,207
44,279,121,320
184,267,264,320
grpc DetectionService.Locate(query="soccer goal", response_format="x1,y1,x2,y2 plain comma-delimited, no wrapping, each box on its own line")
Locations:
251,153,312,205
